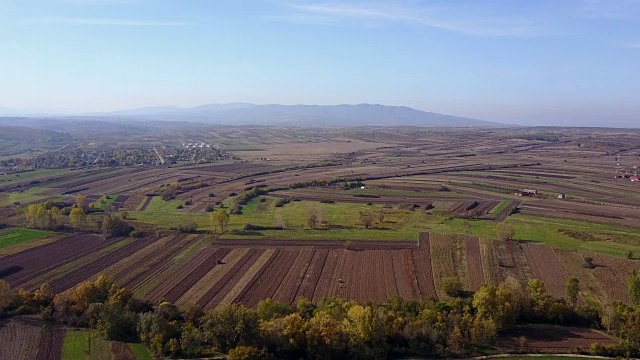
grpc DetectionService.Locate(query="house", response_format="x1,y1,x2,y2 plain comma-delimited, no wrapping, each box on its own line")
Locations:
557,193,567,199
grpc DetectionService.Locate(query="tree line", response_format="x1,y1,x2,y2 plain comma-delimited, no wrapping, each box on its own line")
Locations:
2,274,640,359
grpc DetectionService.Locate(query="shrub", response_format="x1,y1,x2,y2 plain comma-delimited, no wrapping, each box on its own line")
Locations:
206,205,215,212
130,229,145,238
185,200,193,206
178,222,198,233
229,192,237,196
319,199,334,204
12,201,20,206
441,277,464,297
176,204,184,210
243,224,284,231
228,346,268,360
209,192,215,197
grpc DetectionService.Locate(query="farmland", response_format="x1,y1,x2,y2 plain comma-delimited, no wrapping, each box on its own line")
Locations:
1,232,638,308
1,126,640,358
0,317,150,360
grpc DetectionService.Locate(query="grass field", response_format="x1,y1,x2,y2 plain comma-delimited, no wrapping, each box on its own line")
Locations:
62,330,90,360
93,195,117,211
0,228,52,249
489,200,511,217
127,343,153,360
127,195,640,256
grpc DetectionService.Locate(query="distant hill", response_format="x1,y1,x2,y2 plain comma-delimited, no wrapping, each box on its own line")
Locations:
88,103,508,127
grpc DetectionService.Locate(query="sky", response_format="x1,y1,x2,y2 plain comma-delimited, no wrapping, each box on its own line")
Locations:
0,0,639,127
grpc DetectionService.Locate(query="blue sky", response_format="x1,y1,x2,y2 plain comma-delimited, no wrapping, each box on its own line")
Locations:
0,0,639,126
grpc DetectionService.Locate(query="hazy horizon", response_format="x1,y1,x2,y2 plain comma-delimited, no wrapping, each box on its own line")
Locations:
1,0,639,127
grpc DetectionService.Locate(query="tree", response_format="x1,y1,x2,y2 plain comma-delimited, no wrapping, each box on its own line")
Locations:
75,194,88,211
441,277,464,297
47,206,62,229
629,270,640,306
307,214,318,229
210,209,230,234
565,277,579,307
26,203,47,229
496,223,515,241
69,207,86,228
202,303,259,352
228,346,269,360
102,215,133,238
358,212,375,229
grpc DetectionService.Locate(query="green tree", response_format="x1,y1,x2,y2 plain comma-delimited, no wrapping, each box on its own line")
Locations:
210,209,231,234
69,207,86,228
565,277,579,307
257,298,292,321
629,270,640,306
202,303,259,352
441,277,464,297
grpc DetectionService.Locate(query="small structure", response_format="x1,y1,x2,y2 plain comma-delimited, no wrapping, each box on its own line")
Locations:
632,176,640,182
515,189,538,197
557,193,567,199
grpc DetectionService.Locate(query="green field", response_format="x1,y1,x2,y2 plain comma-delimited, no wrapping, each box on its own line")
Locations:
489,200,511,217
127,195,640,257
62,330,90,360
127,343,153,360
92,194,118,211
0,228,52,249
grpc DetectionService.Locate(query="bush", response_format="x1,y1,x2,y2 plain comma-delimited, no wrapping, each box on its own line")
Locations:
130,229,146,238
228,346,268,360
243,224,284,231
229,192,237,196
102,215,133,238
12,201,20,206
209,193,215,197
206,205,215,212
176,204,184,210
178,222,198,233
185,200,193,206
319,199,334,204
441,277,464,297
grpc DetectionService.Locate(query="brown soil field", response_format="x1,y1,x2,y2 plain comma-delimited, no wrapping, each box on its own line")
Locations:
520,243,569,299
2,231,639,309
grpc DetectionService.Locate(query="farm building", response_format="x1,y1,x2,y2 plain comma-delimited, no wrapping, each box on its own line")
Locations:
515,189,538,197
557,193,567,199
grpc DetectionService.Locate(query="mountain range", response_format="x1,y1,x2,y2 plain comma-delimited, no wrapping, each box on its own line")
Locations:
0,103,508,127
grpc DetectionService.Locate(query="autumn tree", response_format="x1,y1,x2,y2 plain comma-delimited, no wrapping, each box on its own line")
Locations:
75,194,88,211
47,206,62,229
69,207,86,228
307,213,318,229
210,209,230,234
26,203,47,229
565,277,579,307
358,212,375,229
102,215,133,238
